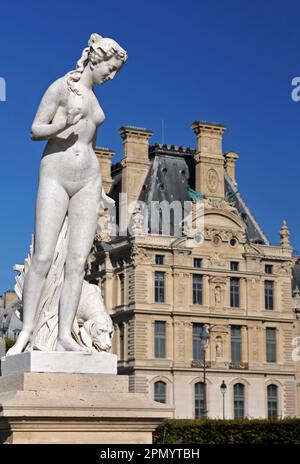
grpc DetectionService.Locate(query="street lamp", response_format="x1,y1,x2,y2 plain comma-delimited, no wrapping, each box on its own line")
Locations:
200,324,210,419
220,380,227,420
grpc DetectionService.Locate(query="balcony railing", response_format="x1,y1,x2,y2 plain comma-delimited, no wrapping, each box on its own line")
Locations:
191,360,212,369
229,361,249,370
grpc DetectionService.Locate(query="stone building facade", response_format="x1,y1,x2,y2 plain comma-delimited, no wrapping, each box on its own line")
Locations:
2,121,299,419
86,121,300,420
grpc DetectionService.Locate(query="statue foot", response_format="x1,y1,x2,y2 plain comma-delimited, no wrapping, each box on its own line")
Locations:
6,330,31,356
56,336,91,353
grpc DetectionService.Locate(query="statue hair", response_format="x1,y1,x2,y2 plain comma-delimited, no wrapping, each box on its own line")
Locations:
66,33,127,94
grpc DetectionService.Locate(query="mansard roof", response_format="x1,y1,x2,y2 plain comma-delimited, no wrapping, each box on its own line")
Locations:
110,144,269,244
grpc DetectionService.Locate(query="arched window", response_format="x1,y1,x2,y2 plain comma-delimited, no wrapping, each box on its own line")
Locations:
267,384,278,419
234,383,245,419
195,382,205,419
154,381,166,403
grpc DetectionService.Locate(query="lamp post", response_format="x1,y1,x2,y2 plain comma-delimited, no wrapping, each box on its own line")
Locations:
200,324,210,419
220,380,227,420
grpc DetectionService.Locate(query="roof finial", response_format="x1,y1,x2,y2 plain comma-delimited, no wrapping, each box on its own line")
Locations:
280,219,290,246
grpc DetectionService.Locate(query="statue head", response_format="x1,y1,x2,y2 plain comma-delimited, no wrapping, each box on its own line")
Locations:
67,33,128,92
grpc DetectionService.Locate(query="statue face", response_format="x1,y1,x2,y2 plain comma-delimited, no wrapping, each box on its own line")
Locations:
92,56,123,84
91,323,113,351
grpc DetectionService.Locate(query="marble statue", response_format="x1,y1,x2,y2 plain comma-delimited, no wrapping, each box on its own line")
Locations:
131,205,144,235
73,281,114,351
215,336,223,358
9,229,114,352
7,33,127,355
96,208,112,242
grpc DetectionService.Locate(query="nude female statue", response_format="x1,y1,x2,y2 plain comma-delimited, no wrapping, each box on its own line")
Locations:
7,33,127,355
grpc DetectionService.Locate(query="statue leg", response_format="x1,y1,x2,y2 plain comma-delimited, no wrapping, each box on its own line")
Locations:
7,178,69,355
56,178,101,352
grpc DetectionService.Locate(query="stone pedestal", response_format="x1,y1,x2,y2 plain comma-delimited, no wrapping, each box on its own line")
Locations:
1,351,117,375
0,353,173,444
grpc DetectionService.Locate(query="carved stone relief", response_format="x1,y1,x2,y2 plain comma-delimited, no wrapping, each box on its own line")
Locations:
206,168,219,193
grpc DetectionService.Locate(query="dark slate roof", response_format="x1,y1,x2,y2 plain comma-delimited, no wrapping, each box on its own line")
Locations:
109,144,269,244
224,171,269,245
138,149,192,235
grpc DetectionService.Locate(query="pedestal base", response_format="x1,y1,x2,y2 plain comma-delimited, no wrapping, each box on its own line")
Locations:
1,351,117,375
0,371,173,444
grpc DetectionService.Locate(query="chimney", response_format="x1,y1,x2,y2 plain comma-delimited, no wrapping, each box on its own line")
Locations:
119,125,153,165
119,126,153,228
192,121,226,198
4,290,18,308
224,151,239,185
95,147,115,193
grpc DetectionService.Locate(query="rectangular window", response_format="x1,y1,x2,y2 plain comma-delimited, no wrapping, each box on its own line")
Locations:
266,328,276,363
193,275,203,305
234,384,245,420
195,383,205,419
154,381,166,403
265,264,273,275
154,321,166,358
194,258,202,268
265,280,274,310
268,385,278,419
230,277,240,308
193,323,204,361
155,271,165,303
231,326,241,363
230,261,239,271
155,254,164,265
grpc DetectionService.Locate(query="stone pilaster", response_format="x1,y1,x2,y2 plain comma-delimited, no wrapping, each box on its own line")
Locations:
203,274,210,307
241,325,248,363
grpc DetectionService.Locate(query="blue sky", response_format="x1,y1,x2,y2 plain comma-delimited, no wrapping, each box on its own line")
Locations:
0,0,300,294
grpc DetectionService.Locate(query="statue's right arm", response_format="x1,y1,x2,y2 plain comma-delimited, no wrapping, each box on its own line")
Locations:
30,79,67,141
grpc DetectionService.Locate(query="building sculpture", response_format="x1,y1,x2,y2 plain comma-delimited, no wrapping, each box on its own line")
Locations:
84,122,299,419
1,114,300,418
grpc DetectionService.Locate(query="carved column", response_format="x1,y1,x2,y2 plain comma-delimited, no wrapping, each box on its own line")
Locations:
225,277,230,308
123,321,128,362
114,323,120,359
166,320,173,360
274,280,279,312
259,278,265,311
258,325,265,363
224,327,230,363
241,325,248,363
240,277,247,310
203,274,210,307
276,327,281,364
